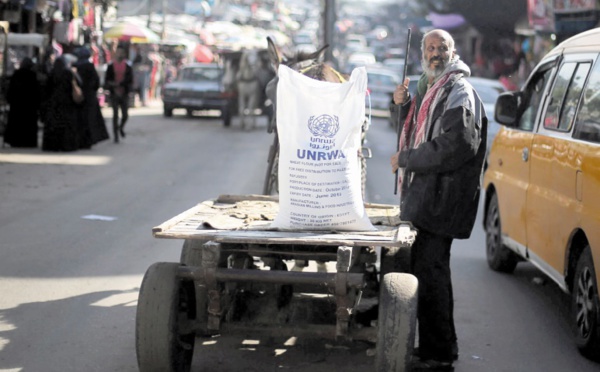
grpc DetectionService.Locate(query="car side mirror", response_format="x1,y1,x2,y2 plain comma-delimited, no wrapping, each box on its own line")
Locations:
495,92,520,127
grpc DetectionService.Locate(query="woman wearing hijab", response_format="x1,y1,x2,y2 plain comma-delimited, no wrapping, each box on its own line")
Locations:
41,55,81,151
4,57,41,147
74,47,109,147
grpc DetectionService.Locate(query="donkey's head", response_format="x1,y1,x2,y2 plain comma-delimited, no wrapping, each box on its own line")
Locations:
265,36,347,131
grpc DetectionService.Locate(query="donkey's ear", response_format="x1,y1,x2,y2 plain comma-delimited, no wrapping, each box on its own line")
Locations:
266,36,281,73
308,44,329,62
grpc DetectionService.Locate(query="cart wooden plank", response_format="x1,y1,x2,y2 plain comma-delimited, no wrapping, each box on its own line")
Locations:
153,194,416,248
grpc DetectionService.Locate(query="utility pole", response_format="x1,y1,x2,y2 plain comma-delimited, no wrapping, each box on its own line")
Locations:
28,0,37,33
323,0,336,63
28,0,37,57
147,0,152,28
161,0,167,40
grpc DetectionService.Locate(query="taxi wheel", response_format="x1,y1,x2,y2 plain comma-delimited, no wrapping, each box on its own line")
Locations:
572,247,600,361
485,193,519,273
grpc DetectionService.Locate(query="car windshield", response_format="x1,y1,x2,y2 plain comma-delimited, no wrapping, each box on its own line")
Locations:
179,67,221,82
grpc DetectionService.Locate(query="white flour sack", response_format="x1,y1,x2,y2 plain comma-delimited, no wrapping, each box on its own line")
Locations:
271,65,375,231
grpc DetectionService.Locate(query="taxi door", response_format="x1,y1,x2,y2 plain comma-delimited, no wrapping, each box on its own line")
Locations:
526,54,597,286
486,60,556,256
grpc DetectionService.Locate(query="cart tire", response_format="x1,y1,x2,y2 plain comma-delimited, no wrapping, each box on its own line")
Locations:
485,193,519,273
179,240,212,335
380,247,411,280
164,107,173,117
375,273,418,372
136,263,195,372
180,239,203,266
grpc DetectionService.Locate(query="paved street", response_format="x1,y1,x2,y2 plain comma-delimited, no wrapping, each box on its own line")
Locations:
0,104,598,371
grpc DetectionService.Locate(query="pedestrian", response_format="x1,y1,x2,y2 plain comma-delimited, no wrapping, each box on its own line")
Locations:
132,44,151,106
104,45,133,143
389,29,487,371
41,55,81,152
74,46,109,147
3,57,41,148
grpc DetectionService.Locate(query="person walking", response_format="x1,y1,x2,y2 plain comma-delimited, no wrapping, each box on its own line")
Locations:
41,55,81,152
389,29,487,371
4,57,41,148
104,45,133,143
132,44,151,106
74,47,109,147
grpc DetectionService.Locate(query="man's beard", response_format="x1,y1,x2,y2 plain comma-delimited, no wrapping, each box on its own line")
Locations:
421,55,451,79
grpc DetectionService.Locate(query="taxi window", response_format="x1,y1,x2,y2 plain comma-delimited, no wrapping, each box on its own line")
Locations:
518,68,552,131
573,59,600,144
543,62,591,132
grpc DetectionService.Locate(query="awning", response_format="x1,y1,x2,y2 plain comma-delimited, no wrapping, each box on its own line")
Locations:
428,12,467,30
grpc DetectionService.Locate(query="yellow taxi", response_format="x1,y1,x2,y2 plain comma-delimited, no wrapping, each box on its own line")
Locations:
483,27,600,360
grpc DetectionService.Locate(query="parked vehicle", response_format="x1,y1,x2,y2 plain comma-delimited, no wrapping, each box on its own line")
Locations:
162,63,233,121
364,66,400,118
483,27,600,361
382,58,405,73
345,51,377,73
466,77,506,150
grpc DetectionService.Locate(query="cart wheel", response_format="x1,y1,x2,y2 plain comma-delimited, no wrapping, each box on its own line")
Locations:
180,239,204,266
380,247,412,281
136,262,196,372
375,273,418,372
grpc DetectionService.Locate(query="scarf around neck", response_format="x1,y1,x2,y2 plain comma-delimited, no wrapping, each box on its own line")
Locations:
397,70,460,191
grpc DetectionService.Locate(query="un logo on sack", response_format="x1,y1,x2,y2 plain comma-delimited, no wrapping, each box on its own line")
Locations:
308,115,339,138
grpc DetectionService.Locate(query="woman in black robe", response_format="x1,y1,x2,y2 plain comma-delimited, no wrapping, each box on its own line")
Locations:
4,58,41,148
42,56,80,152
74,47,108,147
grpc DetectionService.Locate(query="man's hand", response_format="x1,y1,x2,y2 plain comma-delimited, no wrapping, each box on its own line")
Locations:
393,77,410,105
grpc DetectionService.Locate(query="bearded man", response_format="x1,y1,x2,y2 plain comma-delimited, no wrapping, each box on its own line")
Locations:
389,29,487,371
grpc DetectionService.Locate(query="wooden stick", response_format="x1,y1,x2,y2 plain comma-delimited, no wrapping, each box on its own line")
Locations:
394,28,412,195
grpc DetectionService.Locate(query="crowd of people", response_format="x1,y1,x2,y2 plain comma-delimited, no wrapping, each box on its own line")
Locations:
2,40,180,151
3,48,107,151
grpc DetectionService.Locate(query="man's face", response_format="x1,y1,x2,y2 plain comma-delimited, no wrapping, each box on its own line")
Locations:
421,34,453,79
116,48,126,61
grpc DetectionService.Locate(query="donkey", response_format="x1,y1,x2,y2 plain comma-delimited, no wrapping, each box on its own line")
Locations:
235,48,263,130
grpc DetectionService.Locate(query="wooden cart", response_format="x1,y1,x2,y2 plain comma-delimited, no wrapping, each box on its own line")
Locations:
136,194,418,372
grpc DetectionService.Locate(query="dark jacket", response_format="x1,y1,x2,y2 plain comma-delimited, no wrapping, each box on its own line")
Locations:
390,59,487,239
104,60,133,96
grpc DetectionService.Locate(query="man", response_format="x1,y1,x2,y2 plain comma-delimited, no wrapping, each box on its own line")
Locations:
389,29,487,371
132,44,152,106
104,45,133,143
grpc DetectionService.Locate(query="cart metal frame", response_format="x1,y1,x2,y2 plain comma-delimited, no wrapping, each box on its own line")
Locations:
137,194,418,372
